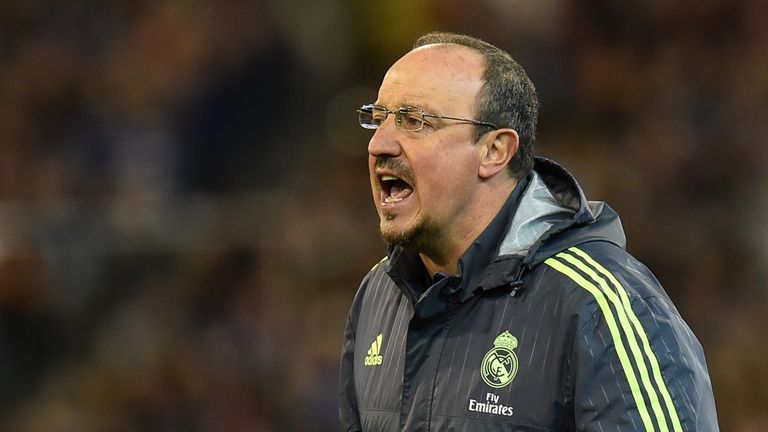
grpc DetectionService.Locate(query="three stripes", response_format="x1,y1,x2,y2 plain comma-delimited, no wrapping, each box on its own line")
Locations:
545,247,682,432
368,333,383,357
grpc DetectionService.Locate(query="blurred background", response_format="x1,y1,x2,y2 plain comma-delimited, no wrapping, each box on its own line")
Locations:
0,0,766,430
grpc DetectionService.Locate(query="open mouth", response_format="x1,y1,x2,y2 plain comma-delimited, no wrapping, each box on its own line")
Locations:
379,174,414,204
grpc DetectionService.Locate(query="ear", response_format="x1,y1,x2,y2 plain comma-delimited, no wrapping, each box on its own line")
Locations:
478,129,519,179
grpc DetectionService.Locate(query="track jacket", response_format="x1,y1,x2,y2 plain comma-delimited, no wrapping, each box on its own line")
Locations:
339,157,719,431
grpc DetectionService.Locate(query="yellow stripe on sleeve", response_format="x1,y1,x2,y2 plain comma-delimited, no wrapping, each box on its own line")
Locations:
545,256,656,431
568,247,683,432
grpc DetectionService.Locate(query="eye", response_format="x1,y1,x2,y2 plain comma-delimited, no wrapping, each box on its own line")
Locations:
398,109,424,130
370,107,388,125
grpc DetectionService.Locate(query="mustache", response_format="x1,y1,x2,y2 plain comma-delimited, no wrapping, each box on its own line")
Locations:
374,157,415,184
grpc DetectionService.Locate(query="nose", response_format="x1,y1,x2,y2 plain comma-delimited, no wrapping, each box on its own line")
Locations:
367,116,402,158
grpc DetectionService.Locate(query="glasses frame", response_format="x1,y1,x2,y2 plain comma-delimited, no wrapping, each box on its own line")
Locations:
357,104,498,132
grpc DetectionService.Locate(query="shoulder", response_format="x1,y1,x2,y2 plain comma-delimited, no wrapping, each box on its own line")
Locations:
357,256,394,295
347,256,401,321
541,241,669,302
534,240,684,334
538,242,700,360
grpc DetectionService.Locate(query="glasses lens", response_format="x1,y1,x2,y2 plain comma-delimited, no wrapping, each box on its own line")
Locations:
358,105,425,131
359,105,390,129
396,108,424,131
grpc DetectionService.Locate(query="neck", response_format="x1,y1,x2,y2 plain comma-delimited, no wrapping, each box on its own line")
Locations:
419,179,517,276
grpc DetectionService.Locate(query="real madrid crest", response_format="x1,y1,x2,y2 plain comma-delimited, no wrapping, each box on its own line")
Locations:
481,331,519,388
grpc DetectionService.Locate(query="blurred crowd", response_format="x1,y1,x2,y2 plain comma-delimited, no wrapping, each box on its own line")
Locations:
0,0,766,430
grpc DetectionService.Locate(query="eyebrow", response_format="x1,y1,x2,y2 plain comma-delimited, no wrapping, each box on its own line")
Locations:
374,101,442,114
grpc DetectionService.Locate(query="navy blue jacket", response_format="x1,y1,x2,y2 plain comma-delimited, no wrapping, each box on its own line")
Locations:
340,158,719,431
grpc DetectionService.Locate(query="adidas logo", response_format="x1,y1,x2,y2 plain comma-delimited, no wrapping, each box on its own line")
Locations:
364,333,384,366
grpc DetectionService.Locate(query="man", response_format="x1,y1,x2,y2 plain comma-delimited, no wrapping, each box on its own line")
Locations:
339,31,719,431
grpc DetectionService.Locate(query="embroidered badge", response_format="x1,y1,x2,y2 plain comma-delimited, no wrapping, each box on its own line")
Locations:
481,331,519,388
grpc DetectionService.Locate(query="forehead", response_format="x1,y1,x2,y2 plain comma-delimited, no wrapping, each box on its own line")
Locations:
377,44,485,113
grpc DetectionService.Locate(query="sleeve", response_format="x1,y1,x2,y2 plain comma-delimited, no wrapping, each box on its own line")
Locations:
571,275,719,431
339,272,372,432
544,245,719,431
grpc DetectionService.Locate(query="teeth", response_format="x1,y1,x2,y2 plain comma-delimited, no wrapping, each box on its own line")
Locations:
384,196,404,203
381,175,399,181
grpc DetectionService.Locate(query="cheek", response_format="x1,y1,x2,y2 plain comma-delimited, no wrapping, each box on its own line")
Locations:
405,133,479,203
417,153,476,204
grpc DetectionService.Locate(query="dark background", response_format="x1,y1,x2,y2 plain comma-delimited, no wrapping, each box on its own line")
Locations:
0,1,765,430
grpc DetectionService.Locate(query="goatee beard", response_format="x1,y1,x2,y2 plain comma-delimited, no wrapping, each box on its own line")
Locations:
380,216,442,255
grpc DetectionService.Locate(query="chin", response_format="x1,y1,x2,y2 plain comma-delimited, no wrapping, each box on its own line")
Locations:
379,216,441,253
379,221,410,245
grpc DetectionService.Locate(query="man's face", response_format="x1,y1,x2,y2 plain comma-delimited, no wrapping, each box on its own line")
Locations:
368,44,487,253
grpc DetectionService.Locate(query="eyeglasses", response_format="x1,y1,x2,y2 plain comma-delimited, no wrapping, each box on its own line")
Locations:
357,104,498,132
